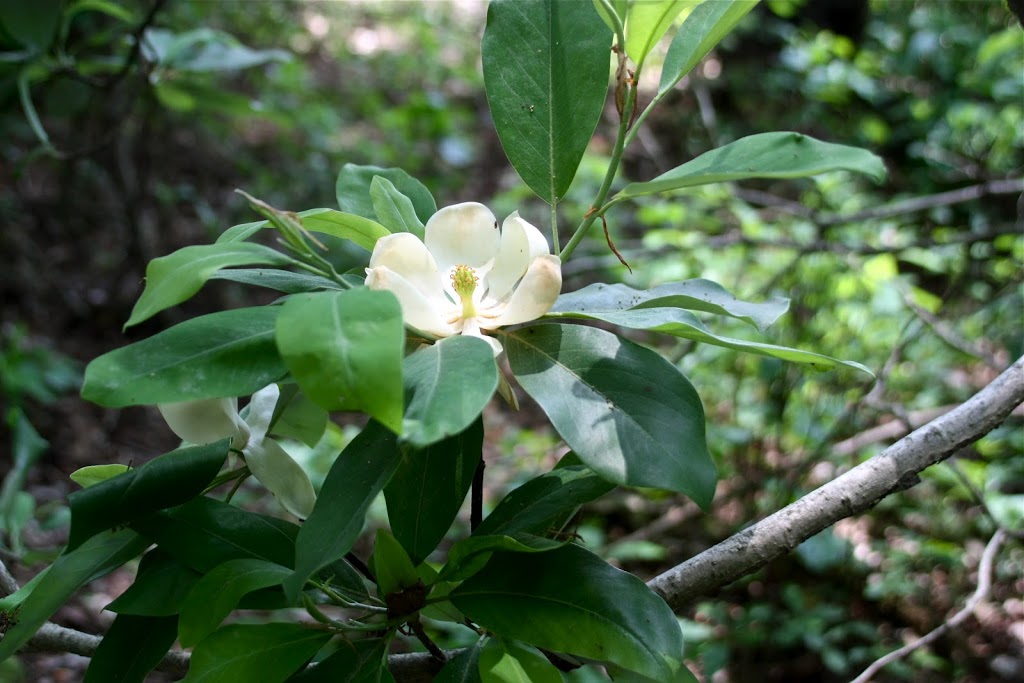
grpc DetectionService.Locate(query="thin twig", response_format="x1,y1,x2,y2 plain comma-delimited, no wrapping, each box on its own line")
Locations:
850,529,1008,683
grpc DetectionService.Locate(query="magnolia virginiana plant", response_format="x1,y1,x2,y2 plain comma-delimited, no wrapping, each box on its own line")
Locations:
0,1,887,681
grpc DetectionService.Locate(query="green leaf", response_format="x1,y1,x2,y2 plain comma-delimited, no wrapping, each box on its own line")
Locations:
182,623,331,683
403,336,497,447
610,132,887,204
67,441,228,551
179,559,291,647
286,421,403,601
478,638,561,683
131,497,298,573
82,307,286,407
336,164,437,225
106,550,201,616
370,176,425,240
272,385,329,448
549,279,788,331
276,290,404,434
436,641,483,683
504,324,716,508
0,0,61,51
450,544,683,680
209,268,342,294
216,208,390,252
592,0,627,35
0,529,149,662
553,306,873,373
474,465,614,538
126,243,293,328
143,27,291,73
372,529,420,597
69,464,132,488
624,0,697,66
290,639,394,683
384,418,483,564
439,534,564,583
657,0,759,96
482,0,611,203
83,614,178,683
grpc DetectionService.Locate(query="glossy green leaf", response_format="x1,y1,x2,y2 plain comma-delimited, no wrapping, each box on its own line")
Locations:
67,441,227,551
183,623,331,683
290,639,393,683
554,306,874,373
336,164,437,225
657,0,759,96
107,550,201,616
372,529,420,597
216,207,390,251
385,418,483,564
435,640,483,683
276,289,404,433
0,529,149,662
607,661,700,683
549,279,788,331
610,132,887,205
482,0,611,203
624,0,696,66
474,465,614,538
209,268,341,294
131,497,298,573
126,243,293,328
82,307,286,407
83,614,178,683
179,559,291,647
504,324,716,508
403,336,497,447
370,176,425,240
271,385,329,448
450,544,683,680
439,534,564,583
69,464,131,488
478,638,561,683
286,421,403,601
592,0,628,35
0,0,60,51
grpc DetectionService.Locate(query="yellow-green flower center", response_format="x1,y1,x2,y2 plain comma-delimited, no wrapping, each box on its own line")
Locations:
451,265,478,318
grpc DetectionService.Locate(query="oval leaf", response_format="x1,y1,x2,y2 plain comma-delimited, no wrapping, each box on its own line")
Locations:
182,623,331,683
276,289,404,433
610,132,887,204
289,639,393,683
370,176,425,240
83,614,178,683
658,0,758,96
67,440,229,551
336,164,437,225
126,242,293,328
106,550,201,617
403,336,498,447
479,638,561,683
439,534,564,583
504,324,716,508
624,0,696,66
450,543,683,680
82,306,286,407
179,559,291,647
482,0,611,203
215,207,389,250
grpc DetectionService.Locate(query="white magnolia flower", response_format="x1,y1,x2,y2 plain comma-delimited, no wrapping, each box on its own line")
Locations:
158,384,316,518
364,202,562,355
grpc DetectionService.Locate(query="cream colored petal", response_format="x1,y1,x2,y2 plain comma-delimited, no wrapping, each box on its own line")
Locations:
366,266,456,338
368,232,443,298
487,255,562,328
244,438,316,519
158,397,249,447
423,202,500,271
461,323,504,356
244,384,280,442
486,212,552,303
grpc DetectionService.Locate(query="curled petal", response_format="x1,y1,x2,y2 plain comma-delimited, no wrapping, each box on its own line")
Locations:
486,212,552,303
423,202,500,271
158,398,249,447
365,266,455,338
488,255,562,328
461,318,504,356
244,438,316,519
244,384,280,442
368,233,443,299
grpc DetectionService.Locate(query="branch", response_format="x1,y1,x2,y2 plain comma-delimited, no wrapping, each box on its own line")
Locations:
850,528,1007,683
646,355,1024,610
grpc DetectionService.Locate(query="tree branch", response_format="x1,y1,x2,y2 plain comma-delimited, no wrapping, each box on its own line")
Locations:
646,355,1023,610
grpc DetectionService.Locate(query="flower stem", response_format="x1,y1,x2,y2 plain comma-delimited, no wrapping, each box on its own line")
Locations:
549,200,560,254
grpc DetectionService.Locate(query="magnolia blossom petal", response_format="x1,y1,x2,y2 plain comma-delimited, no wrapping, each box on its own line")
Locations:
244,437,316,519
158,398,249,447
486,212,552,303
366,266,455,337
369,233,444,299
423,202,500,271
461,318,504,356
245,384,280,442
488,254,562,328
